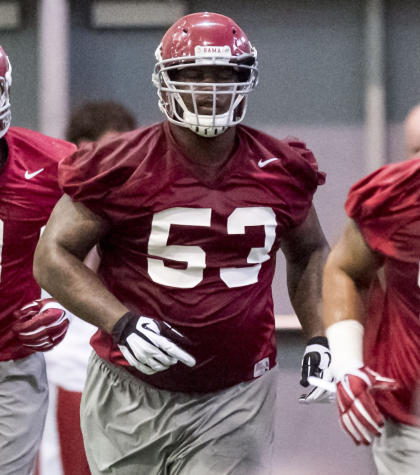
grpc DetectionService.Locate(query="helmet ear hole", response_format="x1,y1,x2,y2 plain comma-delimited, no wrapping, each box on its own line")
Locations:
237,68,251,83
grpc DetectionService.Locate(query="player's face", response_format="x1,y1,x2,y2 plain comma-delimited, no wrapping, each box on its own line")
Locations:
170,66,240,115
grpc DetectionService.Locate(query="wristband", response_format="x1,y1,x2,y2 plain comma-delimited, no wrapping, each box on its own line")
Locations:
111,311,137,342
306,335,329,348
326,319,364,379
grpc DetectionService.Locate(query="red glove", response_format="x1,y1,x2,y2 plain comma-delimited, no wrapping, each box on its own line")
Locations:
13,298,71,351
336,366,399,445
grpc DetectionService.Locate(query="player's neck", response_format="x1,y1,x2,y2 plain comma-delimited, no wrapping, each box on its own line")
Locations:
170,123,237,169
0,137,8,171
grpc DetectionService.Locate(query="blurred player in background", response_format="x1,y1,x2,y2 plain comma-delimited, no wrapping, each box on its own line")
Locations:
34,13,331,475
0,45,75,475
39,100,137,475
65,100,137,145
318,155,420,474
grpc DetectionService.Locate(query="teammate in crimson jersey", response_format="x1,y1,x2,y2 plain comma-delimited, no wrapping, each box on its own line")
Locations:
34,13,330,475
0,45,76,474
318,157,420,475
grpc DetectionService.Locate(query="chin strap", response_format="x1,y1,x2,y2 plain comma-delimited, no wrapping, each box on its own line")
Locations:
183,109,229,137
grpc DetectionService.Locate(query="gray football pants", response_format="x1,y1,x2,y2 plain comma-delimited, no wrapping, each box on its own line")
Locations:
0,352,49,475
81,352,278,475
372,418,420,475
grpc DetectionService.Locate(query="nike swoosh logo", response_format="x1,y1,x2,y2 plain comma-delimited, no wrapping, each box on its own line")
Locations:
258,158,278,168
25,168,44,179
141,322,159,334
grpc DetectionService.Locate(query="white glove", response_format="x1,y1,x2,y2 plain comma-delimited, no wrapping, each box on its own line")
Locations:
112,312,196,375
299,336,334,403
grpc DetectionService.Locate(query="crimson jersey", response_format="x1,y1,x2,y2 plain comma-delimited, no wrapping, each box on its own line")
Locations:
60,121,325,392
346,157,420,426
0,127,76,361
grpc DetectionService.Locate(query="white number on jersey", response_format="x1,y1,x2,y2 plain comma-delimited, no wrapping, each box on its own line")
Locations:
147,207,277,289
148,208,212,288
220,207,277,288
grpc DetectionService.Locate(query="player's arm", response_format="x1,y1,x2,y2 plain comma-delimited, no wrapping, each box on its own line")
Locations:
323,218,381,329
13,224,103,352
281,205,329,339
321,219,398,445
34,195,195,374
34,195,124,332
34,194,124,332
281,206,332,401
323,218,383,375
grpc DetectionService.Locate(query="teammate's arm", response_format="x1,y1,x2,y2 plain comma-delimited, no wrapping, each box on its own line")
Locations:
321,219,398,445
323,218,381,329
281,205,329,339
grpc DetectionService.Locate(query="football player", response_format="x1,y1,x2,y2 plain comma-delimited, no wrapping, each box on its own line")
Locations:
313,157,420,474
34,13,331,474
0,46,75,474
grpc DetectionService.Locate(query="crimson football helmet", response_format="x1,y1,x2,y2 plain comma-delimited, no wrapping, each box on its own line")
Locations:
153,12,258,137
0,46,11,139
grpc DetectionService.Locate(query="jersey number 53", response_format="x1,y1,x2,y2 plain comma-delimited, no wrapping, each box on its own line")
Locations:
147,207,277,289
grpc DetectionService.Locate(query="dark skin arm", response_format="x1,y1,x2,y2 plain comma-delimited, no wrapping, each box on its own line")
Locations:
280,206,330,339
323,219,384,328
33,194,129,333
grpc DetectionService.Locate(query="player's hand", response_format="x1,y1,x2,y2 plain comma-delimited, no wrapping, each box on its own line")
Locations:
111,312,196,375
13,298,70,351
299,336,333,403
309,365,399,445
334,366,399,445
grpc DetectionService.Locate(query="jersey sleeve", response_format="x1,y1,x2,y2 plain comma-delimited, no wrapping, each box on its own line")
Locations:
345,158,420,258
42,138,77,206
6,127,77,215
280,138,326,227
285,138,326,187
58,135,135,223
